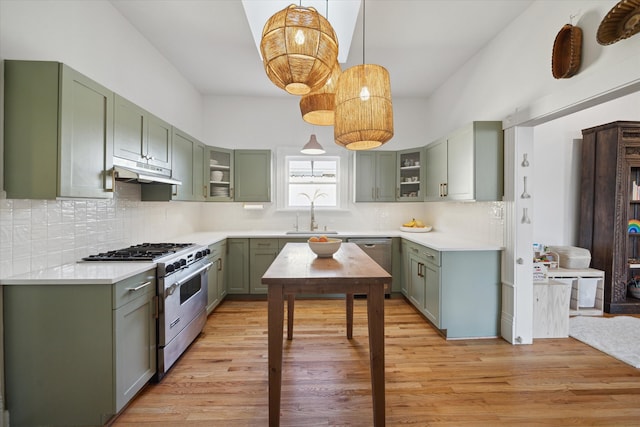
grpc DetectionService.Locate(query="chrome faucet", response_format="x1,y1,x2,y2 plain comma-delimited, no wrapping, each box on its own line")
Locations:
310,201,318,231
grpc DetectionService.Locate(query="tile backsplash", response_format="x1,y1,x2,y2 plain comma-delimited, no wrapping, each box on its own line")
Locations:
0,182,200,279
0,182,504,280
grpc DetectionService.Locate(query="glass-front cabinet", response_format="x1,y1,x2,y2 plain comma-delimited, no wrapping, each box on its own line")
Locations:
579,121,640,314
207,147,234,201
397,148,423,201
628,165,640,300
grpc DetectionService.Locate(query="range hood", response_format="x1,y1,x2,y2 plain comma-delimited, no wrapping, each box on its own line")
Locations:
113,157,182,186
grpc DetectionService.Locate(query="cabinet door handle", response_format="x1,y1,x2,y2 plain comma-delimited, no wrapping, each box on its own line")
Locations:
126,281,152,292
106,168,115,192
217,258,222,271
204,185,207,198
172,184,178,196
443,182,448,197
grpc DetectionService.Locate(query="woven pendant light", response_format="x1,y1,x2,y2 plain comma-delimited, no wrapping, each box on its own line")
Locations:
260,4,339,96
334,64,393,150
300,62,341,126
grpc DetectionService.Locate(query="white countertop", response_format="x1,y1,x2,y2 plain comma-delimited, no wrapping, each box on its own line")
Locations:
182,230,503,252
0,261,157,285
1,230,502,285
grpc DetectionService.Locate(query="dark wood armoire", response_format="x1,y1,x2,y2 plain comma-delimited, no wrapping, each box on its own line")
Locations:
579,121,640,313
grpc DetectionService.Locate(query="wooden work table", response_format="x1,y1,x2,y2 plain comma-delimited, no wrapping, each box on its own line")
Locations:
262,242,391,426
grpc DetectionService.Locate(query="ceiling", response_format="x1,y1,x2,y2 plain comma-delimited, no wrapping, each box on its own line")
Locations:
109,0,534,99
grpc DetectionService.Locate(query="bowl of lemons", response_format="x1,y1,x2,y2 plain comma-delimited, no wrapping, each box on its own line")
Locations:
308,235,342,257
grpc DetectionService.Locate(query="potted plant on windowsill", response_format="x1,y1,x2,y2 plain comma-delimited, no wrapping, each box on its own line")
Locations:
627,276,640,299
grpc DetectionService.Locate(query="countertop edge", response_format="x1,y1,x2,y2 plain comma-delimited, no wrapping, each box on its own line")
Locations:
1,230,503,285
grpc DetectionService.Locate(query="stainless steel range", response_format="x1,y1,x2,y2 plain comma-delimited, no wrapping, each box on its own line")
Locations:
83,242,212,380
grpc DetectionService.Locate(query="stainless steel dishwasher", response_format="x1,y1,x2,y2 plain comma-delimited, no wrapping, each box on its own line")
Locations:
347,238,393,296
346,238,392,273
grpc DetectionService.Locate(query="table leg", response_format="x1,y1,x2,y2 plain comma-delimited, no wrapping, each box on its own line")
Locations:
367,285,385,426
268,284,285,427
346,293,354,339
287,293,295,340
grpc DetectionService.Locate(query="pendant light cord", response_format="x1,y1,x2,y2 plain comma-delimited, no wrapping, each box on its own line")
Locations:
362,0,366,64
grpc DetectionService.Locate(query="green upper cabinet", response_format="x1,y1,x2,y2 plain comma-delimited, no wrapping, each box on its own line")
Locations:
113,94,172,170
424,121,503,202
355,151,397,202
397,148,424,201
234,150,271,202
171,128,205,201
424,137,448,201
141,128,205,201
206,146,234,201
3,60,114,199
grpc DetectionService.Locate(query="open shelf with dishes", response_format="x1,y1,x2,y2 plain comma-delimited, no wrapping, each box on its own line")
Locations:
397,148,423,201
207,147,233,200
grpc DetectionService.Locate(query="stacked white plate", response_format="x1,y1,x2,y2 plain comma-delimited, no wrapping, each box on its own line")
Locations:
212,188,229,197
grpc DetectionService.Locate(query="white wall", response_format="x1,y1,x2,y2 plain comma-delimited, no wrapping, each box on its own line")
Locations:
533,92,640,247
203,95,429,151
0,0,204,139
423,0,640,138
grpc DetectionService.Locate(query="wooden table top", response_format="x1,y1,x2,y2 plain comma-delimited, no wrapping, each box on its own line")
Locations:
262,243,391,286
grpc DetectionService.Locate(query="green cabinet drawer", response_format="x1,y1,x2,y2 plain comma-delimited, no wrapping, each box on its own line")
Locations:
420,246,441,266
250,238,279,250
113,269,156,309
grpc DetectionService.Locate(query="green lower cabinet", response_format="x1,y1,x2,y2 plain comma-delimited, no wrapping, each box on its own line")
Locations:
3,269,157,426
423,260,441,327
408,250,427,310
401,240,410,295
401,239,500,338
249,239,279,294
226,238,249,294
439,251,501,338
207,240,227,313
391,237,402,292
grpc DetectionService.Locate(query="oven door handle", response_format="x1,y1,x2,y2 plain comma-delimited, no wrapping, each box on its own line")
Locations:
165,262,214,297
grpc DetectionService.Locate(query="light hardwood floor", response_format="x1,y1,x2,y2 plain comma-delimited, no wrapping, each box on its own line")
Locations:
112,298,640,426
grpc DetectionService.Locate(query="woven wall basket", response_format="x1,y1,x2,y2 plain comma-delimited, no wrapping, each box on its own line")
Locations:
597,0,640,45
551,24,582,79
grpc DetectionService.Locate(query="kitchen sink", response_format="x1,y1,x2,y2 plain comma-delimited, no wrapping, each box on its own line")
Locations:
285,230,338,235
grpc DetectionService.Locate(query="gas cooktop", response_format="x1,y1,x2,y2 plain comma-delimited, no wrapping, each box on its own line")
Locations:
82,243,195,262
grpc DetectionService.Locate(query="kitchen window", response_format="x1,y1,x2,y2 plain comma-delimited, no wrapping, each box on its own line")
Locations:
276,146,350,211
286,156,339,208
